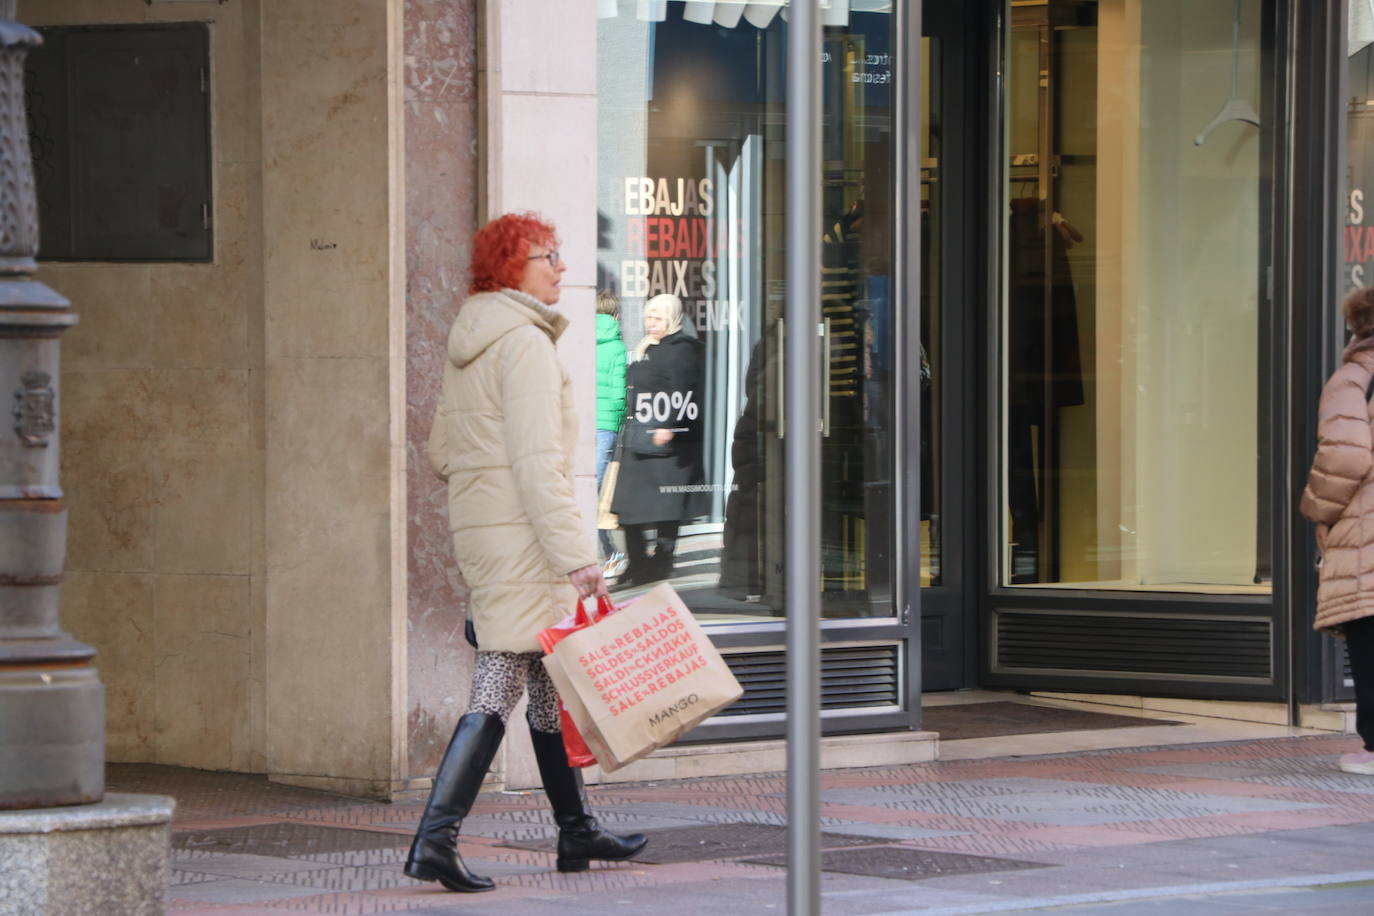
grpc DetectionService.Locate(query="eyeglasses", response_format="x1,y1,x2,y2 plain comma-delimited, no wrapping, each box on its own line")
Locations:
527,249,562,267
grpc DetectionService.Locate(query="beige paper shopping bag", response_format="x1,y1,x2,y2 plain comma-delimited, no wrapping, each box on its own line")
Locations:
541,583,743,772
541,654,622,768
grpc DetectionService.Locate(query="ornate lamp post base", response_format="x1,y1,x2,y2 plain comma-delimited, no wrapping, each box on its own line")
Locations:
0,282,103,809
0,4,173,910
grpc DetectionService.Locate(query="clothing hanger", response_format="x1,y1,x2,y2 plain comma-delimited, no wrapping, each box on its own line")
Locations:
1194,0,1260,146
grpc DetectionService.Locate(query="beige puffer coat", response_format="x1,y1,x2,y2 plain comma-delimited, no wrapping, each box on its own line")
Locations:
428,288,597,652
1301,344,1374,634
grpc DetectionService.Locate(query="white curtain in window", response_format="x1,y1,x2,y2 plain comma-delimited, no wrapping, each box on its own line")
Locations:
742,3,783,29
683,1,716,23
713,3,745,27
602,1,892,28
637,0,669,21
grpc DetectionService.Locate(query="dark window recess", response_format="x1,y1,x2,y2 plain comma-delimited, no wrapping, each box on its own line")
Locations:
25,24,211,261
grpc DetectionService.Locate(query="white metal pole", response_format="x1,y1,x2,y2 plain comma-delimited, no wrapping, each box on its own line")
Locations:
785,0,822,913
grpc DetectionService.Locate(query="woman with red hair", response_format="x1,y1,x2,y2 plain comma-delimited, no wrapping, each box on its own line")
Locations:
407,213,648,893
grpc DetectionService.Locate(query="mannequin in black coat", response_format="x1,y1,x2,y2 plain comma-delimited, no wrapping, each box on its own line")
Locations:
611,294,707,584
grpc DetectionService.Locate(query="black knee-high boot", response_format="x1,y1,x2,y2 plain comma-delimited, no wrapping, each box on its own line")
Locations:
528,727,649,872
404,713,505,892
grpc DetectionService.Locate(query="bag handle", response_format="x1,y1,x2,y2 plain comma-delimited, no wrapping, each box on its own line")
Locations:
574,595,616,628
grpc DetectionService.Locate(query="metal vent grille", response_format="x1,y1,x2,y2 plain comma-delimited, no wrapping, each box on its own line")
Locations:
717,644,901,717
995,611,1271,680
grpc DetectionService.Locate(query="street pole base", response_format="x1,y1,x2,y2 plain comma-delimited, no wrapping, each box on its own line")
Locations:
0,665,104,809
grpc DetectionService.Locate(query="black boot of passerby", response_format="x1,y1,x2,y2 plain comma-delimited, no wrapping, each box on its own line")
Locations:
404,713,505,892
529,727,649,872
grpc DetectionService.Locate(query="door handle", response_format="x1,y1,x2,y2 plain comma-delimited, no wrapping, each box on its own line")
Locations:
776,318,785,439
821,317,832,438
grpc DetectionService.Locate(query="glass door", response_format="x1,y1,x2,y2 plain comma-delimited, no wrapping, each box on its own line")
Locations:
983,0,1284,697
595,1,917,738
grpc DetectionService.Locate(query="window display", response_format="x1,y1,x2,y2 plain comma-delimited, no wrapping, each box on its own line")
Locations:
596,0,898,622
1000,0,1270,593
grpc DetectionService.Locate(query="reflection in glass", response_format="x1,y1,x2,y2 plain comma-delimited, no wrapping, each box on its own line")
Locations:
596,1,897,622
920,36,941,588
1001,0,1270,593
1347,3,1374,295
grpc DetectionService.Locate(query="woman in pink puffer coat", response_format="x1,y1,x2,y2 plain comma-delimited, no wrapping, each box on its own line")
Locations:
1301,284,1374,776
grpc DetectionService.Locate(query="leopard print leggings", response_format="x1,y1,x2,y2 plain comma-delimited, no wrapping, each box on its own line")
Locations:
467,650,562,733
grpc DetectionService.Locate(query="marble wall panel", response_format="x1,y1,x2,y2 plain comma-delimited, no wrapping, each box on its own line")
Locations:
405,0,480,778
263,243,392,361
498,0,597,96
145,163,255,372
147,266,252,371
205,1,254,167
247,567,267,773
260,5,393,363
265,358,391,536
44,266,156,370
59,368,164,448
158,368,253,449
60,369,161,573
155,444,254,576
406,0,480,105
152,574,254,771
263,354,394,782
495,93,599,291
60,571,156,762
260,0,404,793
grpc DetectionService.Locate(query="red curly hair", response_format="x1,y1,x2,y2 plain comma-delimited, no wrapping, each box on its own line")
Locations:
469,212,559,295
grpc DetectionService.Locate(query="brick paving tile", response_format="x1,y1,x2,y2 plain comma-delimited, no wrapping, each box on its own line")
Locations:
154,735,1374,914
985,825,1181,847
892,832,1083,856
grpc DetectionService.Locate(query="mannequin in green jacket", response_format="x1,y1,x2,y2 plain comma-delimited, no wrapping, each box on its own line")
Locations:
595,291,627,572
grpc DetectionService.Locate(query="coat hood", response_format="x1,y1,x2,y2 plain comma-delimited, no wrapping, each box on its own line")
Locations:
1345,334,1374,366
449,288,569,368
595,312,623,345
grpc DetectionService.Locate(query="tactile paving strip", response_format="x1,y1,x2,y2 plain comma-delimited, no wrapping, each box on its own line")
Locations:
741,845,1053,881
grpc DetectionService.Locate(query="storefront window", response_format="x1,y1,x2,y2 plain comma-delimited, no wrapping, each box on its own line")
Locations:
1000,0,1271,594
596,0,897,623
1347,1,1374,294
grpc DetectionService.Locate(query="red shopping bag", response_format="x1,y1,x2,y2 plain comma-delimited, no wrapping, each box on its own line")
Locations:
537,595,620,768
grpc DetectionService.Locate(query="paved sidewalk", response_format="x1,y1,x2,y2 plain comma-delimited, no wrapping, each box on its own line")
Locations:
123,733,1374,914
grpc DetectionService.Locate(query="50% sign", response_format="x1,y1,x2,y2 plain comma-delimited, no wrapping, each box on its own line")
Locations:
635,389,699,427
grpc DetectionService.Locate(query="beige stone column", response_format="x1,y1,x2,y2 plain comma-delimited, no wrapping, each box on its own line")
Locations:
260,0,408,798
482,0,598,788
